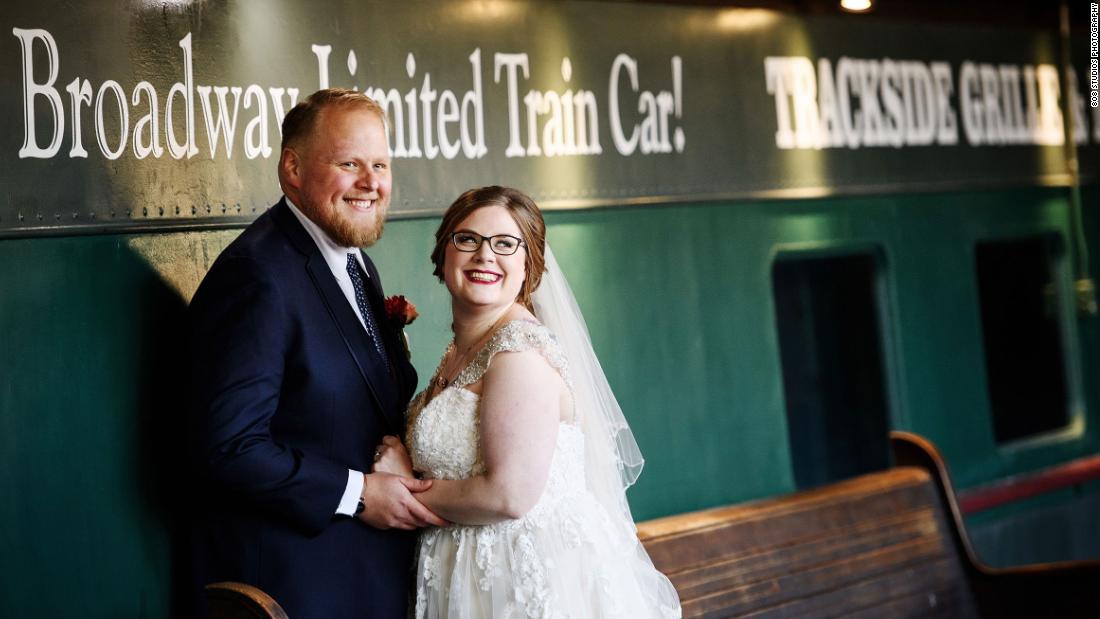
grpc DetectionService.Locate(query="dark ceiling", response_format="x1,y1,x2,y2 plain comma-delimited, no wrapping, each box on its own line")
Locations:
618,0,1079,29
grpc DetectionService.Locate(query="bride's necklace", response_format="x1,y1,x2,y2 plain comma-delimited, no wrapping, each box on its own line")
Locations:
432,313,511,392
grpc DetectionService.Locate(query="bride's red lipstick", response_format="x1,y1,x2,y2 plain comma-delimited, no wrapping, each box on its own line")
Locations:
464,269,502,284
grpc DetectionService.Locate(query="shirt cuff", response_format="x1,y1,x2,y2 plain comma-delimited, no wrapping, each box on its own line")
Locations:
336,469,364,516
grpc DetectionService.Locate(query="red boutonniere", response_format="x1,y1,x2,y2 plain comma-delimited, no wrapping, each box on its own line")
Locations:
384,295,419,328
384,295,418,359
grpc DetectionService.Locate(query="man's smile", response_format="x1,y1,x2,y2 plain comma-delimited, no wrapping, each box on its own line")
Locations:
344,196,377,211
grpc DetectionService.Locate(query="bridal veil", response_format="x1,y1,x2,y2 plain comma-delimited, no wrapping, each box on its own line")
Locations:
530,245,682,617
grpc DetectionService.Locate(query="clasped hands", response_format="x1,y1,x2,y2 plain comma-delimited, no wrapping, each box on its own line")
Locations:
357,435,447,530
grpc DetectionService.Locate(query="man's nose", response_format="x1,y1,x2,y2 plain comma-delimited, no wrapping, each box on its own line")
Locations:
357,168,379,190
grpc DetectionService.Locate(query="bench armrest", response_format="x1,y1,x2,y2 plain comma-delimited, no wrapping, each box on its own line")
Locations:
891,431,1100,617
205,582,289,619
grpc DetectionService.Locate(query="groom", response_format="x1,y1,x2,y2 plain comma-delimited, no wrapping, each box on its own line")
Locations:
188,89,445,618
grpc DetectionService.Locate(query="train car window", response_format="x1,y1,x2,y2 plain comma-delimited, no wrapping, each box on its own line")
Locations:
772,252,892,490
975,235,1070,443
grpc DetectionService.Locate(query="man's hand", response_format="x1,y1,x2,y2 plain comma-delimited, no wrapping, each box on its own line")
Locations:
372,435,415,477
357,472,448,530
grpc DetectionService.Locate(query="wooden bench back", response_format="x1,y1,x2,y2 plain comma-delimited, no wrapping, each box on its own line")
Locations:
638,467,981,618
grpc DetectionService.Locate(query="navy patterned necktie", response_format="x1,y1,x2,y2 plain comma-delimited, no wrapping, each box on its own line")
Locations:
346,253,390,371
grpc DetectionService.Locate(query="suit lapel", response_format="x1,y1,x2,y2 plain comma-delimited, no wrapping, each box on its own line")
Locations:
271,200,400,433
359,251,417,433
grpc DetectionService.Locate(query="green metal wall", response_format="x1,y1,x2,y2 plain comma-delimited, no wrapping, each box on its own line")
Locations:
1,186,1097,615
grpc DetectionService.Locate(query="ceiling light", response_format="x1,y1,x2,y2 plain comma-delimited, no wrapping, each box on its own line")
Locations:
840,0,872,12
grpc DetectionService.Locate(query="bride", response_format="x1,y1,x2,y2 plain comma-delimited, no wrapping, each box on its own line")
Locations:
373,186,681,618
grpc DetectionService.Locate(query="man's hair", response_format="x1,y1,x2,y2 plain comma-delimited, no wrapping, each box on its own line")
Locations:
431,186,547,311
280,88,387,151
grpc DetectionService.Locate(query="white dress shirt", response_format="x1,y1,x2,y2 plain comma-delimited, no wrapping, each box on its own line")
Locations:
285,197,367,517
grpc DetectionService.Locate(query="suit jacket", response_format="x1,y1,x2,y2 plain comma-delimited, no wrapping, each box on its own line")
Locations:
188,199,418,618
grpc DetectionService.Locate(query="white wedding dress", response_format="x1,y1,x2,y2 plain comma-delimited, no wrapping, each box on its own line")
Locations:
406,319,681,619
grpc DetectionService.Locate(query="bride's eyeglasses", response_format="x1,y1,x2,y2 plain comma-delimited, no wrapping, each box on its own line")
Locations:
451,232,526,256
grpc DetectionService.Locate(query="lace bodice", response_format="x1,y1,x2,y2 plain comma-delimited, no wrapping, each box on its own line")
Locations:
407,320,576,484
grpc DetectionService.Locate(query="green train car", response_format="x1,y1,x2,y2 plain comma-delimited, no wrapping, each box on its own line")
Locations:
1,0,1098,615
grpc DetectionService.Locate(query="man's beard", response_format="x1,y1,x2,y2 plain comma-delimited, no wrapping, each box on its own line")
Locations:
316,201,388,247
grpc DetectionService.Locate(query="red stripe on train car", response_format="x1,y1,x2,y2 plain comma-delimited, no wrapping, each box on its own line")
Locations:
958,454,1100,515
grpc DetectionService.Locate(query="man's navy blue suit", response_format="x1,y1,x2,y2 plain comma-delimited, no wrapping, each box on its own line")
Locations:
188,199,418,618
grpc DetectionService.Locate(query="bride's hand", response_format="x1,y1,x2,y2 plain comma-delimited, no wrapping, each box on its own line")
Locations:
372,435,416,477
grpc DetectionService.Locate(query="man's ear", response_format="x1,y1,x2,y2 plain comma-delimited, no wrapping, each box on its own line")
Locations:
279,147,301,189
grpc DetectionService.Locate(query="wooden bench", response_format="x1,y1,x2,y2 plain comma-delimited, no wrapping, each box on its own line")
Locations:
637,431,1100,618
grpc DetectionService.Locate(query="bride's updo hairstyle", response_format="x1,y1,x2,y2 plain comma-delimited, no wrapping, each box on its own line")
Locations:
431,186,547,311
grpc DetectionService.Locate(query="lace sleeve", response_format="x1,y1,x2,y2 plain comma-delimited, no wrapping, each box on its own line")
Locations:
452,320,572,390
